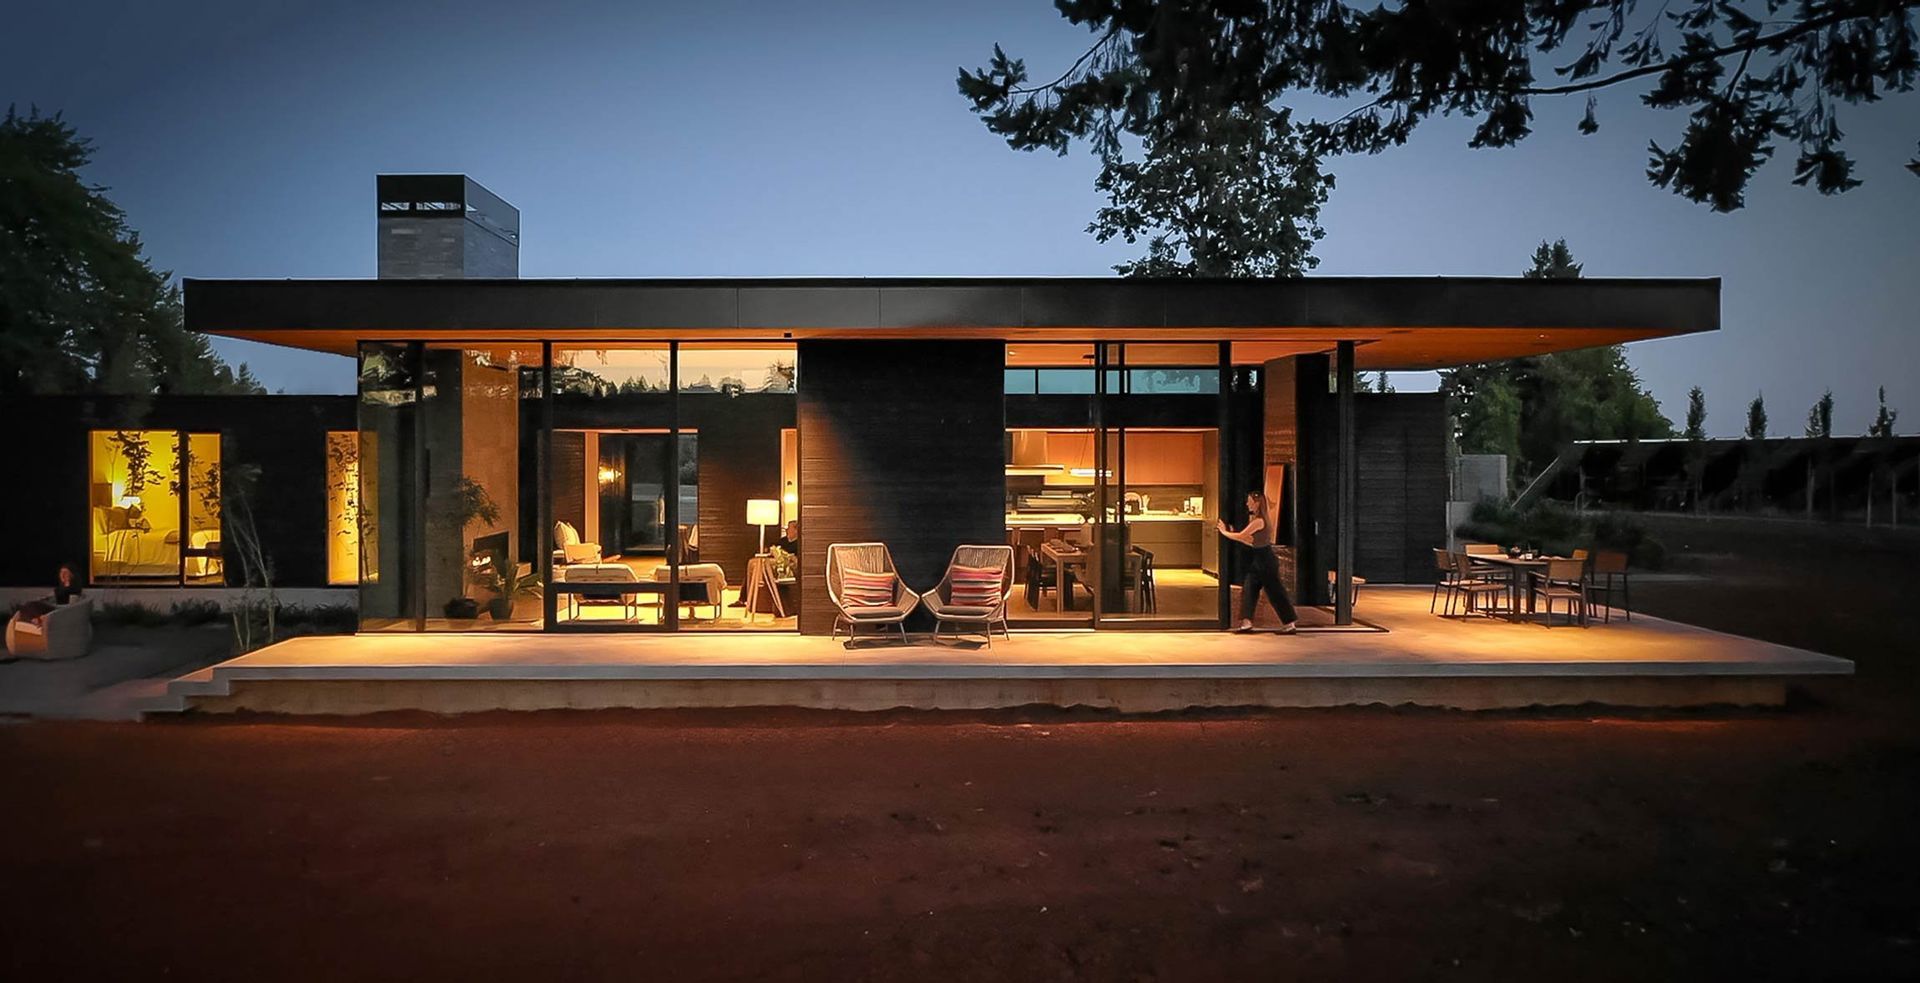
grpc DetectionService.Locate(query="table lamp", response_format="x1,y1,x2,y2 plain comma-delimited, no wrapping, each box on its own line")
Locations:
746,498,780,555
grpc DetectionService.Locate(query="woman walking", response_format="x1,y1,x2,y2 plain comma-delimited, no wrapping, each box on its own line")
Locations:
1217,491,1299,634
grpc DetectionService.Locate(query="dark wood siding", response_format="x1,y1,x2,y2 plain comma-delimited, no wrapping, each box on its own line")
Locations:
1354,393,1448,583
796,341,1005,635
0,395,355,589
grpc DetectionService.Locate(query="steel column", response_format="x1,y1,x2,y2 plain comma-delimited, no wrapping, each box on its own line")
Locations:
1335,341,1356,626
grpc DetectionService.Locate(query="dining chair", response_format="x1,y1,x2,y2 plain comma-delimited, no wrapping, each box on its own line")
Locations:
1536,558,1590,627
1430,548,1459,614
1449,552,1508,618
1589,549,1631,622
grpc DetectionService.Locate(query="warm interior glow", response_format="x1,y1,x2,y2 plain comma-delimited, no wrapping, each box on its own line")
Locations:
326,431,362,586
746,499,781,527
89,429,220,584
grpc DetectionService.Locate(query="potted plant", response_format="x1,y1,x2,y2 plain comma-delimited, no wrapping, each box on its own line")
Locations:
445,476,501,619
481,561,542,620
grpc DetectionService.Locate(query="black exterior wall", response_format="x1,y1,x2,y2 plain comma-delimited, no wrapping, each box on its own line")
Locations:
0,395,356,589
796,340,1006,635
1354,393,1449,584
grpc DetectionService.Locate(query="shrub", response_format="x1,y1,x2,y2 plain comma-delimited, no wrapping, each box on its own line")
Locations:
1456,500,1665,568
276,603,357,635
93,601,171,627
168,599,225,626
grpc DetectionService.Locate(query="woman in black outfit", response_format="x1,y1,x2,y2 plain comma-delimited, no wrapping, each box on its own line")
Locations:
1217,491,1298,634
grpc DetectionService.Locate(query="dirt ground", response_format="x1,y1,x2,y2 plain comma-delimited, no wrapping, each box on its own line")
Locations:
3,514,1917,981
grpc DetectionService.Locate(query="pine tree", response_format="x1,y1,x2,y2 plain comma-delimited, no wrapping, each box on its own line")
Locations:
1684,387,1708,441
1523,240,1583,279
1745,394,1768,439
1805,390,1835,438
1869,387,1899,438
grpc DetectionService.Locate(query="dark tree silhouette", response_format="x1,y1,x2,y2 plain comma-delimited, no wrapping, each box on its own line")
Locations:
1,107,261,395
1806,389,1836,438
1745,393,1768,439
1441,239,1671,480
961,1,1920,212
1869,386,1900,437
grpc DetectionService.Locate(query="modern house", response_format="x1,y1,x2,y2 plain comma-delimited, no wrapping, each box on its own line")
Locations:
6,175,1721,640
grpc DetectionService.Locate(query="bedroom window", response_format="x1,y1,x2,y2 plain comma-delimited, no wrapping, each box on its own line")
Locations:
88,429,223,586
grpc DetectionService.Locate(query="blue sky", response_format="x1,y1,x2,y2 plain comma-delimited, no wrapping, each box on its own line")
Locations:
7,0,1916,436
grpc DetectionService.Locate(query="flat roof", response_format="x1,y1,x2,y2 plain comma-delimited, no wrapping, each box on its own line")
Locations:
183,275,1718,370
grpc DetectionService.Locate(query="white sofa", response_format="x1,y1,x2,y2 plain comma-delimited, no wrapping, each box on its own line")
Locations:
5,597,94,660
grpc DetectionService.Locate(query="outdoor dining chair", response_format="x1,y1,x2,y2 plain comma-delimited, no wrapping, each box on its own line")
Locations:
1431,548,1460,614
1589,549,1631,622
925,544,1013,646
1535,558,1591,627
826,542,920,644
1448,552,1509,618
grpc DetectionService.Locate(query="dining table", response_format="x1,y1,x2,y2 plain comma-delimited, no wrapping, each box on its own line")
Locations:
1040,540,1090,613
1465,552,1568,621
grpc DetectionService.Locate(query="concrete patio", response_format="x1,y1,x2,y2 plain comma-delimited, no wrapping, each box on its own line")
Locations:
146,587,1852,715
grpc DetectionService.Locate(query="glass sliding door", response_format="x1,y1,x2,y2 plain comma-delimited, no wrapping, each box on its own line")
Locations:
1096,343,1226,628
548,344,677,631
356,342,421,630
674,344,798,632
1004,343,1099,627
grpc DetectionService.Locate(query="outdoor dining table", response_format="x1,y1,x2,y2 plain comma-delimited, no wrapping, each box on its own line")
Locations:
1466,553,1567,621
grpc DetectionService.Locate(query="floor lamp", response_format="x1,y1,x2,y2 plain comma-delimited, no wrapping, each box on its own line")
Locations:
741,498,784,615
747,498,781,556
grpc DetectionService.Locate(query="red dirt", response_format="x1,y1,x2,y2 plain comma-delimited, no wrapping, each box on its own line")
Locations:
3,701,1917,981
4,514,1917,980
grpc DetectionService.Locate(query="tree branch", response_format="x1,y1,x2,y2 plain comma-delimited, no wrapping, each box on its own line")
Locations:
1008,25,1124,96
1522,1,1913,97
1320,0,1917,126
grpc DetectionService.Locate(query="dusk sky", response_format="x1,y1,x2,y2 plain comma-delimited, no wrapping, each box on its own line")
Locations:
8,0,1915,437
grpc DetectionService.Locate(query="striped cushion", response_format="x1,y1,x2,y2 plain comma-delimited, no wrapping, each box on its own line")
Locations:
841,568,896,607
949,564,1002,608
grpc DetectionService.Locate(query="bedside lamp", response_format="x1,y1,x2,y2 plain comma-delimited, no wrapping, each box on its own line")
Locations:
746,498,781,555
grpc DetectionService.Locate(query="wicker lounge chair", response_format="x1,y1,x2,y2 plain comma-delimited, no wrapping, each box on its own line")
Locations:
925,545,1013,646
826,542,920,643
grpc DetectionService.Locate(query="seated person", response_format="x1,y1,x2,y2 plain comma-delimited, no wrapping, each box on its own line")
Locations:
773,520,800,557
9,563,83,632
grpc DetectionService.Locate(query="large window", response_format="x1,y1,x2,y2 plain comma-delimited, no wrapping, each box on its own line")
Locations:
542,343,799,632
325,431,362,586
356,343,544,631
88,429,222,585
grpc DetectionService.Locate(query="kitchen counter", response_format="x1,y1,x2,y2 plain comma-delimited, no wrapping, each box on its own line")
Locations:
1004,512,1206,528
1004,512,1088,529
1004,512,1210,570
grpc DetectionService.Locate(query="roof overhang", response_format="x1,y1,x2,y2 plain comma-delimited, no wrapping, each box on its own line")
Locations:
183,275,1718,371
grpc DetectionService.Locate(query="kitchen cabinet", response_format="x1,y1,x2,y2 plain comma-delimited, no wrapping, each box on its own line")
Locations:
1122,432,1205,485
